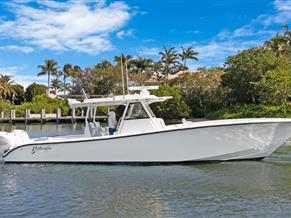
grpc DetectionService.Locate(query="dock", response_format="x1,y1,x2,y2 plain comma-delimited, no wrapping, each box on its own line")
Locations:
0,108,107,124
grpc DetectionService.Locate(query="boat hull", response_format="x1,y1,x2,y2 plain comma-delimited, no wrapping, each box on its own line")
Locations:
3,120,291,163
3,122,291,163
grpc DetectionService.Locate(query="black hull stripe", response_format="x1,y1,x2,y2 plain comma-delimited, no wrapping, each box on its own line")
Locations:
4,157,265,164
3,121,290,158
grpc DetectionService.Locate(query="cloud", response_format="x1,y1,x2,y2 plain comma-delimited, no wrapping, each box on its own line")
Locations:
0,45,34,53
274,0,291,12
140,0,291,68
217,0,291,42
0,0,132,54
232,26,254,38
198,0,291,67
217,21,274,41
139,47,160,56
116,29,134,39
138,39,261,67
0,66,47,88
35,0,69,9
140,0,291,69
14,75,47,88
194,39,263,67
0,66,19,75
272,0,291,24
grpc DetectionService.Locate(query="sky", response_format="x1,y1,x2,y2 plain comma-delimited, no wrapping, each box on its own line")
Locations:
0,0,290,87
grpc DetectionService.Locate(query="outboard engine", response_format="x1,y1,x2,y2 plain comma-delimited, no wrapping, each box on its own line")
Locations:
0,130,29,156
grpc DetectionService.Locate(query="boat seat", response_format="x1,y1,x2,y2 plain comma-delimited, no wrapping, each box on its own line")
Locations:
88,122,108,137
93,122,100,128
88,122,96,137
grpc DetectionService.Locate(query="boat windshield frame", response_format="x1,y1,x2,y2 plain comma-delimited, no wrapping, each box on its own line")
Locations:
124,102,150,120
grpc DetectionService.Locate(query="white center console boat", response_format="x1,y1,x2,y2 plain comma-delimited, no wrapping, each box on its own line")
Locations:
1,86,291,163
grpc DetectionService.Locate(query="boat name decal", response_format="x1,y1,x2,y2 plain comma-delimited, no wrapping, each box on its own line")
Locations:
31,145,52,154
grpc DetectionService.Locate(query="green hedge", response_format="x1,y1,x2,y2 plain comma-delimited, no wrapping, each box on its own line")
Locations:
15,94,70,117
151,85,191,119
0,99,12,116
206,104,291,119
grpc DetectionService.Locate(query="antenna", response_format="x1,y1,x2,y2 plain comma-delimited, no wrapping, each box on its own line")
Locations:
120,55,125,96
125,58,129,94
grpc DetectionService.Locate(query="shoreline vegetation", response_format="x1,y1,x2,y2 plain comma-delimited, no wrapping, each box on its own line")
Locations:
0,25,291,124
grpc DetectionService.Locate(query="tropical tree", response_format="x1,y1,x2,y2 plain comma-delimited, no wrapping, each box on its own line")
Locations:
264,25,291,58
114,54,133,94
11,84,25,105
96,60,113,71
62,64,73,95
255,59,291,108
50,78,62,94
114,54,132,67
152,61,163,75
25,83,46,102
282,24,291,58
282,24,291,41
37,59,58,94
264,33,288,57
183,67,226,117
159,47,179,83
69,65,81,79
151,84,191,119
0,74,16,101
62,64,82,95
179,46,199,71
131,55,153,75
222,48,278,104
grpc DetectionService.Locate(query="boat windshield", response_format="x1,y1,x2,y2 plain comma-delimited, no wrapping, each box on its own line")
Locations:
124,103,149,120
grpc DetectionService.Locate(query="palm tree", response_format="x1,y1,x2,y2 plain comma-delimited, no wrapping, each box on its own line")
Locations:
159,47,179,83
62,64,73,95
152,61,163,75
131,55,153,74
114,54,134,72
70,66,81,78
69,65,81,87
37,59,58,94
95,60,113,71
264,25,291,58
114,54,133,94
283,24,291,41
50,78,62,94
0,75,16,100
179,46,199,71
282,24,291,57
114,54,132,66
63,65,81,94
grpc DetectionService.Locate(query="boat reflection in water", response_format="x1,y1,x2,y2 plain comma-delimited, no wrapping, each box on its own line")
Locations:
1,148,291,217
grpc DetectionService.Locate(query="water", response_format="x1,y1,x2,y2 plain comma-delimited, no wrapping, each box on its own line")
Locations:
1,124,291,217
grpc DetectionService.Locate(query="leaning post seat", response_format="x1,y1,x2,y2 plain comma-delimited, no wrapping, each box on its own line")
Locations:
88,122,109,137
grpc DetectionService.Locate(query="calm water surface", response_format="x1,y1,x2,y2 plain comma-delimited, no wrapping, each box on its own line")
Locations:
0,124,291,218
